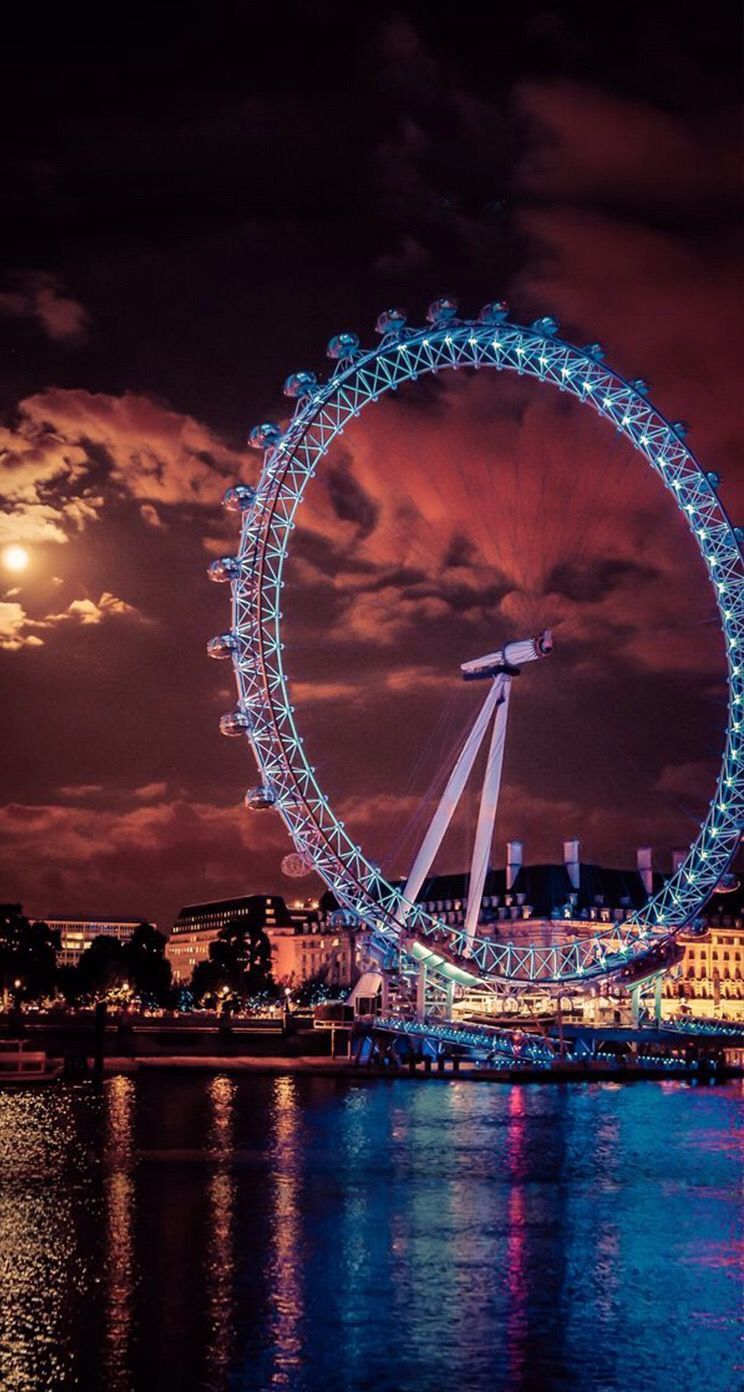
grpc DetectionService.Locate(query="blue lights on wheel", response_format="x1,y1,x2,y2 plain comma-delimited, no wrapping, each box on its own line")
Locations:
208,302,744,985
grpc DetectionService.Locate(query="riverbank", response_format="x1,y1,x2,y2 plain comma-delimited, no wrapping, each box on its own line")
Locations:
92,1054,743,1084
2,1013,742,1084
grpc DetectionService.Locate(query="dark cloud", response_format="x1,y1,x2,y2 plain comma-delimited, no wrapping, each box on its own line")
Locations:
0,272,88,342
546,557,659,605
325,460,380,540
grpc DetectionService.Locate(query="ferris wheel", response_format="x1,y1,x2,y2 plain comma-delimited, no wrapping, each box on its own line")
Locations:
207,297,743,989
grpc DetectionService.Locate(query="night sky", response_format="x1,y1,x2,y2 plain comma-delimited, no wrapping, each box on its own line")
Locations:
1,2,741,930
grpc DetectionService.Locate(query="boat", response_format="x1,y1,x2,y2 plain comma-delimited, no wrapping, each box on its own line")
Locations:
0,1038,63,1084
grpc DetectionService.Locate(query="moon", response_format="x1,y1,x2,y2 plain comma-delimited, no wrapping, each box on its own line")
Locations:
2,544,30,573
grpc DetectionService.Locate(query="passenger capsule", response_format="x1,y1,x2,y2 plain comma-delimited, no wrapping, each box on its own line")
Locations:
628,378,650,396
375,307,407,335
582,342,605,361
478,300,509,323
671,420,689,439
283,370,318,399
207,556,241,583
733,526,744,546
531,315,559,336
328,907,361,930
705,471,721,490
426,296,458,324
244,785,277,810
207,633,237,660
248,422,282,450
222,484,256,512
219,709,253,737
327,332,360,360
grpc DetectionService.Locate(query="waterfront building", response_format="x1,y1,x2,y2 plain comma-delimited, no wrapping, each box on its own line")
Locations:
167,893,364,988
665,885,744,1018
395,839,657,938
167,895,290,981
166,843,743,1015
42,916,149,968
395,840,744,1021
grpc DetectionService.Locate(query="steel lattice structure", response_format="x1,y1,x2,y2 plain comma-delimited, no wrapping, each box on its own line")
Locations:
370,1013,558,1066
208,299,744,986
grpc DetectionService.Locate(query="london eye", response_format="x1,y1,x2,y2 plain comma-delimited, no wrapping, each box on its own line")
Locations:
208,298,743,992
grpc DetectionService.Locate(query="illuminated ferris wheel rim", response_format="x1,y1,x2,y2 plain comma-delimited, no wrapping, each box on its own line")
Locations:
210,300,744,986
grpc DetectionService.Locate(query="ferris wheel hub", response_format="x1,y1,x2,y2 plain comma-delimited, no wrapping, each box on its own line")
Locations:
460,629,553,681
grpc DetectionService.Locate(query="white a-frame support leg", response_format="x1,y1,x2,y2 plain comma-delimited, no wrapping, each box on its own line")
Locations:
397,675,508,929
463,679,511,949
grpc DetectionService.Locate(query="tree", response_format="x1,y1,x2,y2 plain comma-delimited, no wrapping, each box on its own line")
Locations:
124,922,171,1000
16,918,60,1001
76,935,129,999
0,904,59,1004
190,916,274,1004
292,969,344,1008
0,904,25,1004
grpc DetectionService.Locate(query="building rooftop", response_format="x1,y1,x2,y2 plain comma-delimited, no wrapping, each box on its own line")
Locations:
173,853,743,936
172,894,294,933
35,913,151,926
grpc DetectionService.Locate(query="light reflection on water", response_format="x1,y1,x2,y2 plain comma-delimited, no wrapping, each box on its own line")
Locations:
0,1089,87,1392
505,1086,529,1389
267,1076,303,1389
104,1073,136,1392
0,1077,740,1392
205,1074,236,1388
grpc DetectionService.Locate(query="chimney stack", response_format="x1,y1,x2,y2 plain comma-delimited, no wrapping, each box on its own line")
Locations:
506,840,523,891
563,839,580,890
637,846,653,896
672,849,686,874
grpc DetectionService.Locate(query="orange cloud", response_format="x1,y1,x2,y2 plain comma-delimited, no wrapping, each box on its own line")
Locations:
0,601,44,651
0,590,147,652
0,388,253,549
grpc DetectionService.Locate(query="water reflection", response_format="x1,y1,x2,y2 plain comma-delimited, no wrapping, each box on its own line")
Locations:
506,1087,529,1389
445,1082,505,1386
205,1075,236,1388
0,1090,85,1392
0,1077,740,1392
104,1074,136,1392
267,1075,304,1387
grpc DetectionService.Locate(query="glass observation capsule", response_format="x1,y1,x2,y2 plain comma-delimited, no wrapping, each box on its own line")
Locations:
248,422,282,450
244,785,277,810
283,370,318,399
219,709,253,737
478,300,509,323
426,296,458,324
375,308,407,335
222,484,256,512
531,315,559,336
327,332,360,360
207,556,241,583
207,633,237,660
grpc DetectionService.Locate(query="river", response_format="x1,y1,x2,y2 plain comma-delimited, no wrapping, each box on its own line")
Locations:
0,1074,741,1392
